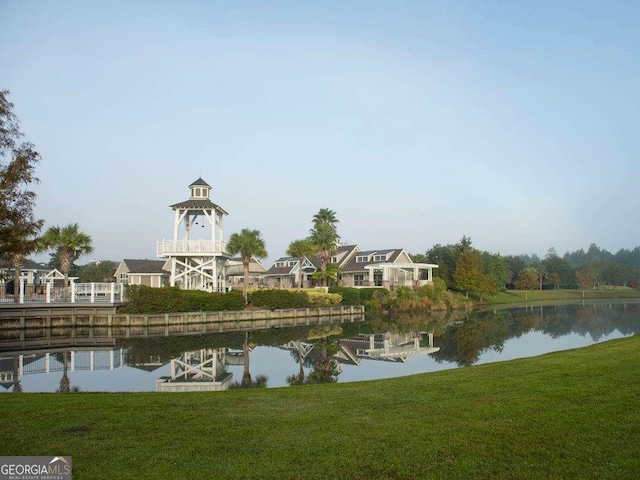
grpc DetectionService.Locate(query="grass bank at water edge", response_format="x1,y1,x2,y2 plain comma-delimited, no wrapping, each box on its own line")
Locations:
1,335,638,479
475,286,640,306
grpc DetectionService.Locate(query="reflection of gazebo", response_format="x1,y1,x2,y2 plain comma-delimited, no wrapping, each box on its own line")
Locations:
336,332,439,363
156,348,234,392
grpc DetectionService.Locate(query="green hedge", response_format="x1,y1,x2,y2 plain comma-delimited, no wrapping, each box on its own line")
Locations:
121,286,246,313
328,286,389,305
248,289,310,309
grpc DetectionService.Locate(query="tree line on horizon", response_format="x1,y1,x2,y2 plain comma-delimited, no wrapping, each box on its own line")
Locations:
411,237,640,298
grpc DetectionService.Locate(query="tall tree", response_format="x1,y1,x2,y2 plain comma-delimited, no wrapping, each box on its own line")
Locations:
287,239,315,291
515,267,538,299
309,209,340,287
312,208,339,230
309,222,338,287
0,90,44,299
39,223,94,298
227,228,267,301
453,249,485,298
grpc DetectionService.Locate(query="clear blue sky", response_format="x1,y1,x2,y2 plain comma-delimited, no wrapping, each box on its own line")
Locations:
2,0,639,266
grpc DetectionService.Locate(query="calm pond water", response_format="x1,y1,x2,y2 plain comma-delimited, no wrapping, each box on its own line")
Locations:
1,300,639,393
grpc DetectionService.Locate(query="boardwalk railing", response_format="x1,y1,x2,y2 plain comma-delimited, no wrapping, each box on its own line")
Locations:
0,281,125,304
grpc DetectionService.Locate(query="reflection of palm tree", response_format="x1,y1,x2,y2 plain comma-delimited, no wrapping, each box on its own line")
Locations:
308,345,339,384
231,332,268,389
58,351,71,393
286,341,310,386
12,355,22,394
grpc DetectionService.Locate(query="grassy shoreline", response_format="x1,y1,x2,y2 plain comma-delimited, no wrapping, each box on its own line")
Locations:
473,286,640,306
1,335,638,479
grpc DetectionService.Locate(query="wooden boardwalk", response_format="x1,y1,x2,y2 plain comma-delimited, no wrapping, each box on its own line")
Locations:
0,306,365,352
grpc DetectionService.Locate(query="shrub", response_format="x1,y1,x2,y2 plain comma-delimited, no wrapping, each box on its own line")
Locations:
328,286,361,305
248,289,310,309
306,291,342,305
417,277,447,302
121,286,245,313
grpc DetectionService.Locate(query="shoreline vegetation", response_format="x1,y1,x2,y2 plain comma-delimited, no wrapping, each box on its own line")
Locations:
1,335,637,478
119,284,640,316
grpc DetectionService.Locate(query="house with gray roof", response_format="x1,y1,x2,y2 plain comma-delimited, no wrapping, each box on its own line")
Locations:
264,255,317,289
114,259,169,287
340,248,438,288
226,256,268,291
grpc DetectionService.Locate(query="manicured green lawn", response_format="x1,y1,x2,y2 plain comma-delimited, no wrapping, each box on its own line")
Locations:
477,287,640,305
2,335,638,479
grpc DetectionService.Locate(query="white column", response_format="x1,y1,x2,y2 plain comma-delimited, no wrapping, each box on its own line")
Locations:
90,351,95,371
173,209,180,241
45,353,50,373
71,282,76,303
90,283,96,303
110,283,115,303
46,282,51,303
19,279,25,304
70,351,75,371
219,212,224,245
211,210,216,246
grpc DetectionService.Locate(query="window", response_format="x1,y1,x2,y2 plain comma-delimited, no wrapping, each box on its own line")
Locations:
275,262,285,268
373,254,388,262
356,255,369,262
354,274,365,286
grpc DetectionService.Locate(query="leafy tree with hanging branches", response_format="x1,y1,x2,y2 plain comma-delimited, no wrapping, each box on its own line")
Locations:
0,90,44,299
227,228,267,301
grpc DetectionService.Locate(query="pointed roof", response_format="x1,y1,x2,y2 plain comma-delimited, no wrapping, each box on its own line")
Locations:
170,177,227,213
189,177,211,188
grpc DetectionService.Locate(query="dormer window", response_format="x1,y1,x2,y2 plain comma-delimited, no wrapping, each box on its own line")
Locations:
373,254,389,262
356,255,369,262
275,261,286,268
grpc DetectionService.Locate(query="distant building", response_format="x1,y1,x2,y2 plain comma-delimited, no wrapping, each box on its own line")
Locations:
114,259,169,287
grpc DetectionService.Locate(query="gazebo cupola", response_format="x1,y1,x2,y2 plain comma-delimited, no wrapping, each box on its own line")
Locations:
190,178,211,200
157,178,230,292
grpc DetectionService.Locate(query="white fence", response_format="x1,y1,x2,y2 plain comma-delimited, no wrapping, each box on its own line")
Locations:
0,281,125,304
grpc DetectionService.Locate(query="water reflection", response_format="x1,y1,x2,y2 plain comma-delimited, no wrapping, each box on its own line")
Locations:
1,300,638,392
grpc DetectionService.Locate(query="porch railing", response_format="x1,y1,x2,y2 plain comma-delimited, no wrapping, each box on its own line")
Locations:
157,239,227,256
0,281,125,304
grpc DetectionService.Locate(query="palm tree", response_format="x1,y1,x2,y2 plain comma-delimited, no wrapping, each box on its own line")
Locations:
226,228,267,301
312,208,339,229
287,239,315,290
39,223,93,300
308,222,338,287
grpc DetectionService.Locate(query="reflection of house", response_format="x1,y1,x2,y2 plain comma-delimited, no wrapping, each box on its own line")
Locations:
226,257,268,291
114,259,169,287
335,332,439,363
264,256,317,289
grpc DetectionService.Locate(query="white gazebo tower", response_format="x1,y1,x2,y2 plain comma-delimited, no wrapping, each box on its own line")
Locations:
157,178,230,291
